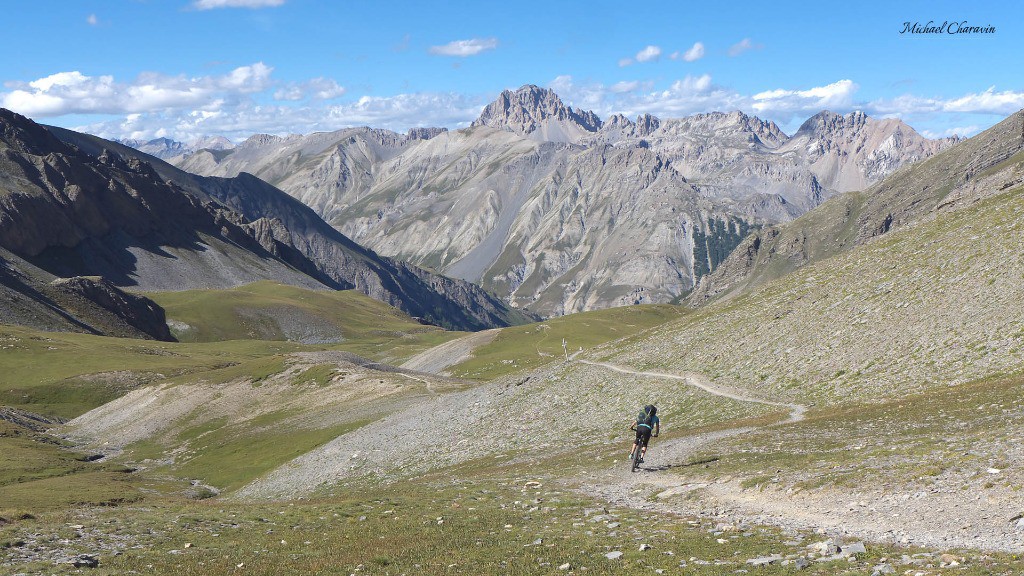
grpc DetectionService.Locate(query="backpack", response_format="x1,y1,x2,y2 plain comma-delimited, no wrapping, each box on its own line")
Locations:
636,405,655,428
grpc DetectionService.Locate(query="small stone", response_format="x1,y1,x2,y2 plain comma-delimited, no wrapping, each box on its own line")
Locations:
70,554,99,568
558,562,572,570
793,557,810,570
746,555,783,566
640,543,652,551
605,551,623,560
840,542,866,557
184,543,192,549
810,539,839,555
871,564,895,576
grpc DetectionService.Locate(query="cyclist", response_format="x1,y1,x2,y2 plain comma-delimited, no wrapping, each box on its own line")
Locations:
629,404,660,463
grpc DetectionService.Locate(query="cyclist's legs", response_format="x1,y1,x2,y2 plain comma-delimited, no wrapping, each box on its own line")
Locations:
639,428,652,458
630,428,645,456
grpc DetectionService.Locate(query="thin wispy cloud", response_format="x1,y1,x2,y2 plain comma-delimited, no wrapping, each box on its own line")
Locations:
670,42,704,62
609,81,641,93
191,0,285,9
428,38,498,57
921,125,980,139
86,14,99,26
728,38,762,57
274,77,346,101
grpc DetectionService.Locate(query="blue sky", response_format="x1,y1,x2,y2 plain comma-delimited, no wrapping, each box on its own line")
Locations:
2,0,1019,142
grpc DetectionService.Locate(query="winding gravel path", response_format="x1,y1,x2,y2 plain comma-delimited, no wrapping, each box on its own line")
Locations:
576,360,1024,553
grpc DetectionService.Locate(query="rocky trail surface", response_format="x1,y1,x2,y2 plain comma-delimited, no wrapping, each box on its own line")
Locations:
575,361,1024,554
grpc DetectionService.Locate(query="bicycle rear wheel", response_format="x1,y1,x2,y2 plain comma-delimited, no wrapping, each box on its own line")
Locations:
631,444,643,472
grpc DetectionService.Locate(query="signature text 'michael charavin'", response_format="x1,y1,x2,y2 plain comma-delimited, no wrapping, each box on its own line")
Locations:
900,21,995,34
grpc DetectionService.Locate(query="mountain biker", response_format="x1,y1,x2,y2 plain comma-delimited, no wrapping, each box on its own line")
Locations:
629,404,660,463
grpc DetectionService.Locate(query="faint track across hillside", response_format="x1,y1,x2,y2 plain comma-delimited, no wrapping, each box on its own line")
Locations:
578,360,806,424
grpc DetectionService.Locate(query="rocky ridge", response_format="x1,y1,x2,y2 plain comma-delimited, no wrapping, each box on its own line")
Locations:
0,108,526,331
690,109,1024,305
170,85,951,316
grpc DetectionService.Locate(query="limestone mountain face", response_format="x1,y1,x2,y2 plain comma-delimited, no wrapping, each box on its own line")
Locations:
470,85,601,143
168,86,950,316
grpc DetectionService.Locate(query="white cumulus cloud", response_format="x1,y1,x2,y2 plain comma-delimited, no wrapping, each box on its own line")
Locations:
1,63,275,117
86,14,98,26
752,79,858,115
76,91,487,143
671,42,705,62
635,45,662,63
428,38,498,57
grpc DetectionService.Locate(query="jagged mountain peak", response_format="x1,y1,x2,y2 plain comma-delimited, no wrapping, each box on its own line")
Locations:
471,84,602,142
795,109,873,138
239,133,295,149
193,135,235,151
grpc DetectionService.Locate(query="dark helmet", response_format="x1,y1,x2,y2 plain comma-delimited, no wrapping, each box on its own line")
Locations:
645,404,657,417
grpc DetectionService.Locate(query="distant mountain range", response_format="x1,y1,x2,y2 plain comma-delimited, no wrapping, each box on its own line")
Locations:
160,85,953,316
0,109,528,336
115,135,235,160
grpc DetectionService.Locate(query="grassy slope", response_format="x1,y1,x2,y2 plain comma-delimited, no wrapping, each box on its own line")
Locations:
1,285,460,419
145,280,460,360
449,303,685,380
605,185,1024,404
674,373,1024,492
0,325,307,419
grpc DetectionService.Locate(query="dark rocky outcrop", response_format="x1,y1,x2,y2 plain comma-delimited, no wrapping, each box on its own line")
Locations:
49,276,173,341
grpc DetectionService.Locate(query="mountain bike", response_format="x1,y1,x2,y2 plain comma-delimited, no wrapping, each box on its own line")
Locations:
631,443,644,472
630,431,657,473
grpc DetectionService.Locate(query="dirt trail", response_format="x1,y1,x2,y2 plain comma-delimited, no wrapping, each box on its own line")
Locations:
400,329,500,375
579,360,806,424
576,360,1024,552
